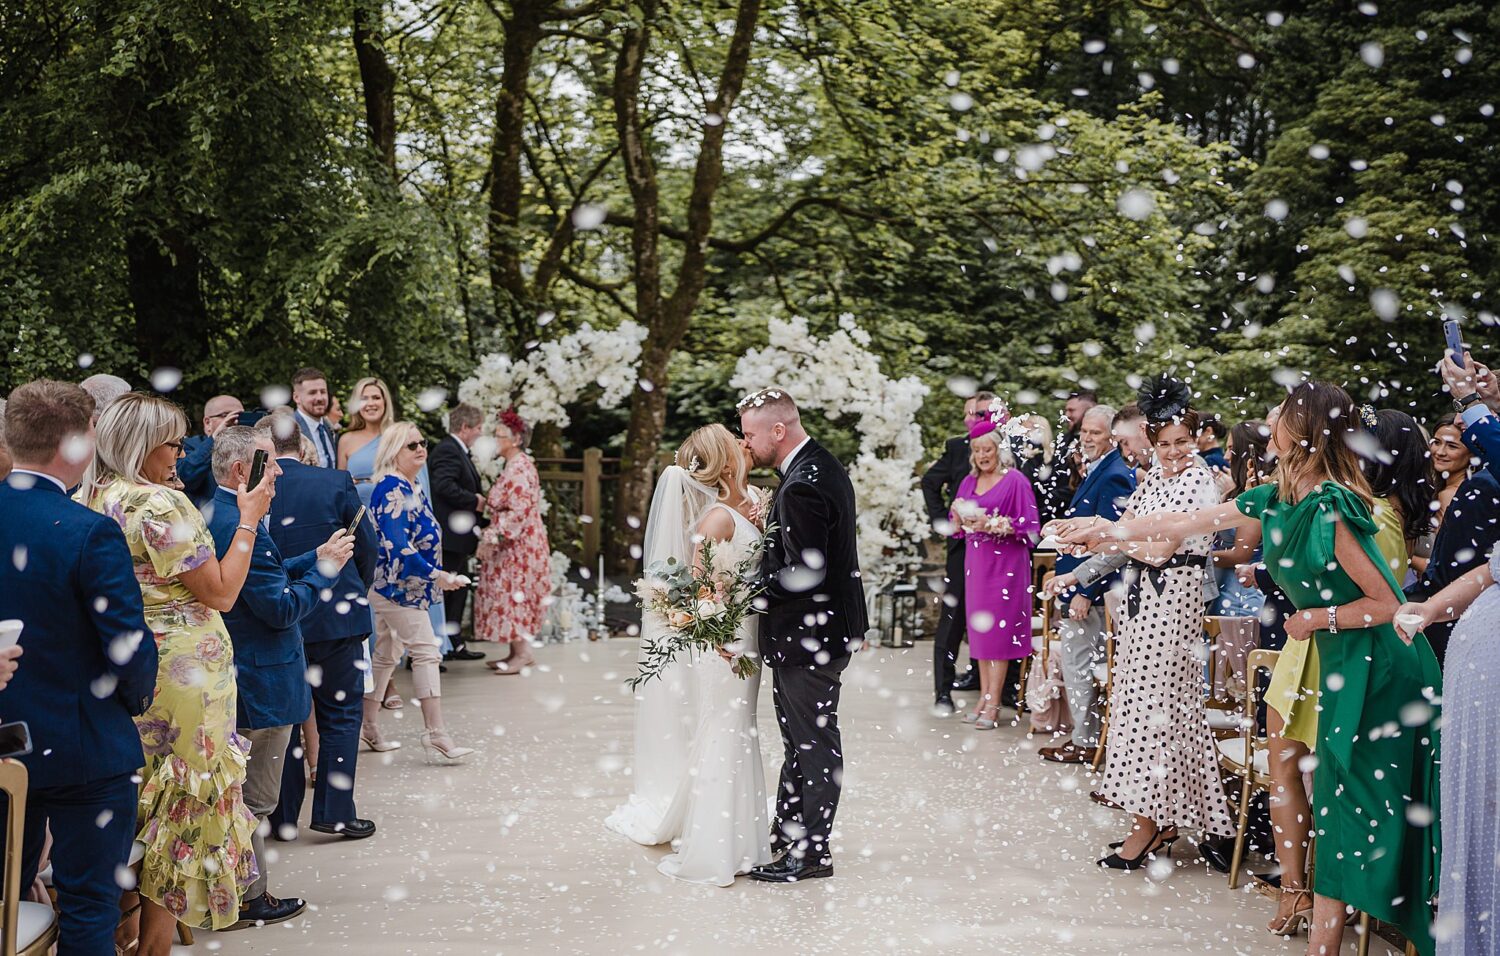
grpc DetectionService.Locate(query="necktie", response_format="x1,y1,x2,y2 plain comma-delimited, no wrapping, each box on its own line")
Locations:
318,422,336,467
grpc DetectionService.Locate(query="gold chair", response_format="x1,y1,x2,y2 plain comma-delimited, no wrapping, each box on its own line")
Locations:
1091,593,1121,773
0,760,60,956
1217,648,1279,889
1019,553,1059,716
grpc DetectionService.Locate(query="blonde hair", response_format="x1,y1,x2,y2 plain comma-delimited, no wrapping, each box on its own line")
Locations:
373,421,423,483
298,433,321,466
346,377,396,434
1272,382,1375,510
677,424,750,507
968,430,1016,476
83,393,187,502
1020,414,1054,463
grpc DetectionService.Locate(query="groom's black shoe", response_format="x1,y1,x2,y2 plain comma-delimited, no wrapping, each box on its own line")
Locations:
951,670,979,692
749,855,833,883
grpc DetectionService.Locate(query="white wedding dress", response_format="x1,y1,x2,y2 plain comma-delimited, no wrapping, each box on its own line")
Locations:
606,475,772,887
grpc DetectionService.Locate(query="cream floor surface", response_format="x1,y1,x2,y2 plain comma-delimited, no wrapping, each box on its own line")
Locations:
200,641,1355,956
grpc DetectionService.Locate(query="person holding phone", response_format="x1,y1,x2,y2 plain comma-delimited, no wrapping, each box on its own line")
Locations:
255,409,380,843
82,393,271,951
177,394,245,507
0,380,160,956
205,426,355,927
362,422,473,763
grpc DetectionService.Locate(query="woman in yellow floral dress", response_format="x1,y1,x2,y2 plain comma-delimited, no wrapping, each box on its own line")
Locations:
83,395,271,951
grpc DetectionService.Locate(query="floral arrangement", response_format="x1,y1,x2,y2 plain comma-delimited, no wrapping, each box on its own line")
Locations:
537,550,630,644
730,314,930,590
951,497,1015,538
630,530,770,689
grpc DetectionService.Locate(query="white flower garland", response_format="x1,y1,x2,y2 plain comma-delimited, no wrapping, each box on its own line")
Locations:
730,314,930,591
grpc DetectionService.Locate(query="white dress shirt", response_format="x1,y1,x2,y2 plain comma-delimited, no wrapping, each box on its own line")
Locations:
778,436,812,476
7,468,67,493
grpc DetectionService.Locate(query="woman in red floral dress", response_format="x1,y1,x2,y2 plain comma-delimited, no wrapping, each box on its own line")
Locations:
475,409,552,673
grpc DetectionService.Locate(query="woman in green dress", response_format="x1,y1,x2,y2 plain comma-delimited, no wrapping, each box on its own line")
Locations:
83,394,272,952
1051,382,1441,956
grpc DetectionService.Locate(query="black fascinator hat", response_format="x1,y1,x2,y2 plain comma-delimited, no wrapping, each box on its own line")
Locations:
1137,374,1193,425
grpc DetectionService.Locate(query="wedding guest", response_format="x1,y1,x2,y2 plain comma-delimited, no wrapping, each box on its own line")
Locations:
1429,414,1473,527
1037,403,1133,765
475,409,551,674
1057,381,1441,954
1014,413,1060,521
1209,420,1270,617
205,427,352,926
948,414,1039,728
337,376,395,485
1053,380,1235,872
80,372,131,422
1197,416,1228,471
178,394,245,507
430,404,489,662
326,392,344,430
292,366,337,468
258,410,379,841
921,391,995,709
1359,408,1435,582
0,380,158,956
82,393,267,948
1397,547,1500,956
1040,390,1096,514
0,398,10,480
363,422,473,761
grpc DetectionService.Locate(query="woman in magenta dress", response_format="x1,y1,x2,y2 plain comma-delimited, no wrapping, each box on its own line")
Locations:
950,415,1040,729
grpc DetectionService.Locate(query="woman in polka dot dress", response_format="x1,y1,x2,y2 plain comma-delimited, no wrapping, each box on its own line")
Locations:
1048,378,1234,869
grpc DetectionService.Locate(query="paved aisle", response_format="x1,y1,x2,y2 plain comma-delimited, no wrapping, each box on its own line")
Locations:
205,641,1313,956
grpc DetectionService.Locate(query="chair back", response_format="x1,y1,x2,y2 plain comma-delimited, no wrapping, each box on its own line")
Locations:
1206,615,1260,705
0,759,29,956
1241,648,1281,778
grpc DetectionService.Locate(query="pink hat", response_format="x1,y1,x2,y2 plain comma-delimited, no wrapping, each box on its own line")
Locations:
968,418,997,440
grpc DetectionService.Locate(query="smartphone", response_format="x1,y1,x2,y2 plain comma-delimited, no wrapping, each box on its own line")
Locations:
346,504,368,537
0,619,21,650
247,449,269,491
1444,319,1466,367
0,721,32,759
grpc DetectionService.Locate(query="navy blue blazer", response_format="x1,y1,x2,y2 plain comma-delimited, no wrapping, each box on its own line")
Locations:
1463,410,1500,470
1056,448,1137,602
267,458,377,642
0,475,158,789
177,434,216,508
206,487,327,729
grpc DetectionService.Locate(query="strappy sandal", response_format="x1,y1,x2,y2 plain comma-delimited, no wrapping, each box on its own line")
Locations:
1269,887,1314,936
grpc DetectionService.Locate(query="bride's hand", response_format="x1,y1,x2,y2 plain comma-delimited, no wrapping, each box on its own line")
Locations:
717,647,734,662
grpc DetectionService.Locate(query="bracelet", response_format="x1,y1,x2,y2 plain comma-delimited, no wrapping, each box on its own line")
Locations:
1326,605,1338,634
236,524,257,536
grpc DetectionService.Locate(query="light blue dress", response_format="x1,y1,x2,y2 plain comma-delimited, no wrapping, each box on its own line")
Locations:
1437,543,1500,956
346,435,451,653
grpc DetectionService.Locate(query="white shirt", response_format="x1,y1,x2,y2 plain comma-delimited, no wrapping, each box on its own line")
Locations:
7,468,67,493
778,436,812,476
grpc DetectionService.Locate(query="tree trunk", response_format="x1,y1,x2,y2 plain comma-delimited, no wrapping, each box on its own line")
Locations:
606,0,763,573
486,3,548,352
126,228,211,382
353,0,397,172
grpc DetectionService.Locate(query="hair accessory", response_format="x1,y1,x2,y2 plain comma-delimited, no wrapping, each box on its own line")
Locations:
1136,374,1193,424
968,418,998,440
497,407,528,437
1358,405,1379,430
671,449,703,472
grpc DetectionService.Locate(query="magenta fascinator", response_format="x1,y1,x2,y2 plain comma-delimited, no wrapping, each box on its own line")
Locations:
968,418,998,440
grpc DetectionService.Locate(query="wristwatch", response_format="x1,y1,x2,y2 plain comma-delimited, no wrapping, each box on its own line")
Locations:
1454,392,1483,412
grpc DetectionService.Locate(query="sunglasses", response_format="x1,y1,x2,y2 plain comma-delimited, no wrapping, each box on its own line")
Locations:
405,439,428,451
163,440,186,457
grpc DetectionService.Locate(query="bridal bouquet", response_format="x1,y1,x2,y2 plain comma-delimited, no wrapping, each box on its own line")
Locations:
629,529,771,689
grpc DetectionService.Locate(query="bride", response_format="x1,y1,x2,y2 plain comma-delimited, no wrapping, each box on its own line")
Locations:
605,423,773,886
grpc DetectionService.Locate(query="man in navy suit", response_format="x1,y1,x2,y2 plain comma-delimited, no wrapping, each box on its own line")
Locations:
205,426,354,926
1038,403,1138,765
291,367,338,467
255,410,379,841
0,380,159,956
177,394,244,507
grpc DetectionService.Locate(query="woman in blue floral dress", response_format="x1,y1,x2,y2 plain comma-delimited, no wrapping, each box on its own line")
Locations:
360,421,475,764
83,395,270,949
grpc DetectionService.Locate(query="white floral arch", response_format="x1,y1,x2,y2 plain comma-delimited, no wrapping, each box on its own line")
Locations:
730,314,930,591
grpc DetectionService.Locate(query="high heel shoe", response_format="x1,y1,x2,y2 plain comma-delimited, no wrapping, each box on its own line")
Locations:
960,711,978,724
974,708,1000,730
1109,826,1177,850
360,724,401,753
421,731,474,765
1268,888,1314,936
1098,831,1177,870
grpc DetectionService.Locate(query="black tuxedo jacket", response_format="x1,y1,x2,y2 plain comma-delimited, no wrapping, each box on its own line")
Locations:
429,434,487,556
920,434,969,551
759,440,869,669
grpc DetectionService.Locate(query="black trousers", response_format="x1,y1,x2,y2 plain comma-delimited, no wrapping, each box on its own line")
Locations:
271,635,366,831
441,549,472,648
771,657,848,861
932,541,969,698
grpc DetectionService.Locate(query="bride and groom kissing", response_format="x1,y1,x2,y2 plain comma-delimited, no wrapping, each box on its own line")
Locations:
605,388,868,886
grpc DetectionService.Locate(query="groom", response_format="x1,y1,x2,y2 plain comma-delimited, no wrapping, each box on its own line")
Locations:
737,388,868,883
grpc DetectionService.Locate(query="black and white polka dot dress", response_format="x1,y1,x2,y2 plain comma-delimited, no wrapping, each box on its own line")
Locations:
1097,465,1235,837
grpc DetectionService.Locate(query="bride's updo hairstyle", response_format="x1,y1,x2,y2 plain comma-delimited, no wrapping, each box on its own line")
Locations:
676,423,749,506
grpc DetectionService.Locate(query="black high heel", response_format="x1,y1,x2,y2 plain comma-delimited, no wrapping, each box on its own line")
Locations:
1108,826,1177,850
1099,832,1178,870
